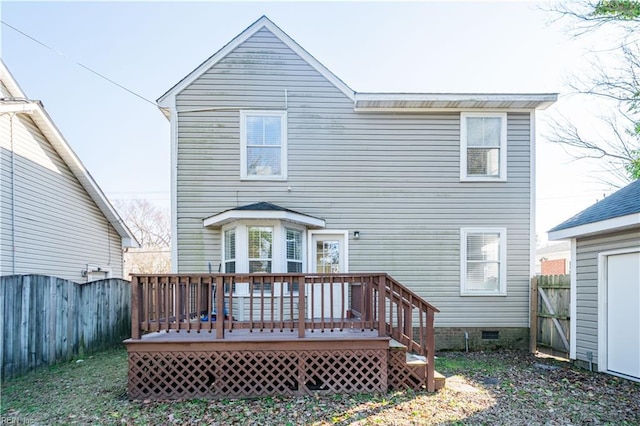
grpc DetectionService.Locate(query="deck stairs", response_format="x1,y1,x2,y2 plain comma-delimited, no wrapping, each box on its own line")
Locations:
388,339,446,391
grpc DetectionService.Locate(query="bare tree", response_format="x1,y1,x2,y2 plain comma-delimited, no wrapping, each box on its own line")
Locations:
114,199,171,277
546,0,640,184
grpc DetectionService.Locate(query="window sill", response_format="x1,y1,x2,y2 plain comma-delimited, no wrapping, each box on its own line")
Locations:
240,176,287,182
460,177,507,183
460,291,507,297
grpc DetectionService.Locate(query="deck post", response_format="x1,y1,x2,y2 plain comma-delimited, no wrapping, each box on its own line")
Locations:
216,275,224,339
131,275,140,340
377,274,386,337
298,275,305,338
426,307,435,392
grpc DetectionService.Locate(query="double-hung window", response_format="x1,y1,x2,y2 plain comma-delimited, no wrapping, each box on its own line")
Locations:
240,111,287,180
460,113,507,181
286,228,303,273
248,226,273,274
224,228,236,273
460,228,507,296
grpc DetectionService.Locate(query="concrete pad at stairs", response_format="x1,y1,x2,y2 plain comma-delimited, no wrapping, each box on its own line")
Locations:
445,375,481,393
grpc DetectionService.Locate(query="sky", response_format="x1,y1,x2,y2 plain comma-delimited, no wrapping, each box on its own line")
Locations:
0,0,623,245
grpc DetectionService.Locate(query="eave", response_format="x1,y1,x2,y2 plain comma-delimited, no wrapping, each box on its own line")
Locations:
354,93,558,111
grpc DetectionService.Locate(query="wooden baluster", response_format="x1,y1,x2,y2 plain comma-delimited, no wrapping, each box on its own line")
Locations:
215,275,224,339
165,277,171,332
207,276,213,332
279,275,285,332
227,276,234,332
249,277,254,332
259,276,265,332
318,277,324,332
298,276,306,338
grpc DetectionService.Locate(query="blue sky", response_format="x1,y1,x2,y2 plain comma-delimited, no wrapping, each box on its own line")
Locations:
0,1,617,242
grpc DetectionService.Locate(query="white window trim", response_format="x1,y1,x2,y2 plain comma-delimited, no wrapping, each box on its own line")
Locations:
240,110,288,181
460,227,507,296
460,112,507,182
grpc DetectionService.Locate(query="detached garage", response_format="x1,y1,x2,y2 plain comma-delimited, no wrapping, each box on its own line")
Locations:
549,179,640,381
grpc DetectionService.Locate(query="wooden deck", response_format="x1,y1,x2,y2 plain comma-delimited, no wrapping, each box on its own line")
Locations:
126,273,441,399
129,327,383,343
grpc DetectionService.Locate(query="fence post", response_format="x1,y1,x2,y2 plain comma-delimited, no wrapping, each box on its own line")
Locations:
530,276,538,354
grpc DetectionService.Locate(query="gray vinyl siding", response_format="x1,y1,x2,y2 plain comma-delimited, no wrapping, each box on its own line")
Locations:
574,228,640,365
0,110,123,282
174,28,533,327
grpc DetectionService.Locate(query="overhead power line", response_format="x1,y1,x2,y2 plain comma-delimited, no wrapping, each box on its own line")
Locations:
1,20,157,107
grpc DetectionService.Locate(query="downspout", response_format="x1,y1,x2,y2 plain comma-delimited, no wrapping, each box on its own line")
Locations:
10,113,16,274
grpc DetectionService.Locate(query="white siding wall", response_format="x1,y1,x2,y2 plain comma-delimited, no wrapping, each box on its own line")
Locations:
0,108,123,282
574,229,640,365
174,28,533,327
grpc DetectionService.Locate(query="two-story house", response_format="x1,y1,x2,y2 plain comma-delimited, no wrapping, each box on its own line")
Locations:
157,16,556,350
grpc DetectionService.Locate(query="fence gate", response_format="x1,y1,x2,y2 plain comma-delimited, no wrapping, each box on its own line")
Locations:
530,275,570,358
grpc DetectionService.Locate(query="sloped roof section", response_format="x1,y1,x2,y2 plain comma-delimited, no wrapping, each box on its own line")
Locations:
157,16,556,114
0,60,138,248
203,202,325,228
548,179,640,240
157,15,355,109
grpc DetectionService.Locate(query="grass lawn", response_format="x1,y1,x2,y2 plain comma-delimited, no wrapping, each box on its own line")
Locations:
2,347,639,425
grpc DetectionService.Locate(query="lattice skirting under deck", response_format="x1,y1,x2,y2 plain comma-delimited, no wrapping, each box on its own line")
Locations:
128,348,388,400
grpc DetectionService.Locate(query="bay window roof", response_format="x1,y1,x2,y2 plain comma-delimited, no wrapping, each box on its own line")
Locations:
203,202,325,228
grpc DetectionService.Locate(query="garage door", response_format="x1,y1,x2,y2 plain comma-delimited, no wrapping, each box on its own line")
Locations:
607,251,640,379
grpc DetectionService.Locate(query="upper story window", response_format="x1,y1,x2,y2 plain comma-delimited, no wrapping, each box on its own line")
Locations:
460,228,507,296
460,113,507,181
240,111,287,180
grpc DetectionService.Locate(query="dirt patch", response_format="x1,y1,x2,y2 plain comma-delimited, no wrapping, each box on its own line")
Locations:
2,348,639,425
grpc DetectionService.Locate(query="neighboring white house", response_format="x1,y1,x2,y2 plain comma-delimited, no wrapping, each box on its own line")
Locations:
157,16,557,349
549,179,640,381
0,60,138,282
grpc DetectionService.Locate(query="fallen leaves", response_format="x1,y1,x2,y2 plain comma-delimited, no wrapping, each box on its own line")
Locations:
1,349,639,425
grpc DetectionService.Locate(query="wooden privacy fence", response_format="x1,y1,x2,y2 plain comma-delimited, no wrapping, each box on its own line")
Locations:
530,275,570,358
1,275,131,380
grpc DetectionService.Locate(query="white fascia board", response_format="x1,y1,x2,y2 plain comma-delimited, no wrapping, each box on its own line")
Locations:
30,106,139,248
548,213,640,240
0,102,39,114
204,210,325,229
157,16,355,107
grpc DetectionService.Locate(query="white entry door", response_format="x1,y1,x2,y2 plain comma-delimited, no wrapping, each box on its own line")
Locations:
308,232,348,319
607,251,640,379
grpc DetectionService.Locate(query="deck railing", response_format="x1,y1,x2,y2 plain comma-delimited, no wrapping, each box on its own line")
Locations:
130,273,439,389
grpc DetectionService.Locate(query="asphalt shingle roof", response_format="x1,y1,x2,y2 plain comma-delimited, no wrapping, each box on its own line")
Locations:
549,179,640,232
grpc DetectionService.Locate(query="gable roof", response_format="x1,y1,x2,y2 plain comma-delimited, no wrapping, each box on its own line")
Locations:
203,202,325,228
157,16,557,115
548,179,640,240
157,15,355,111
0,60,138,248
